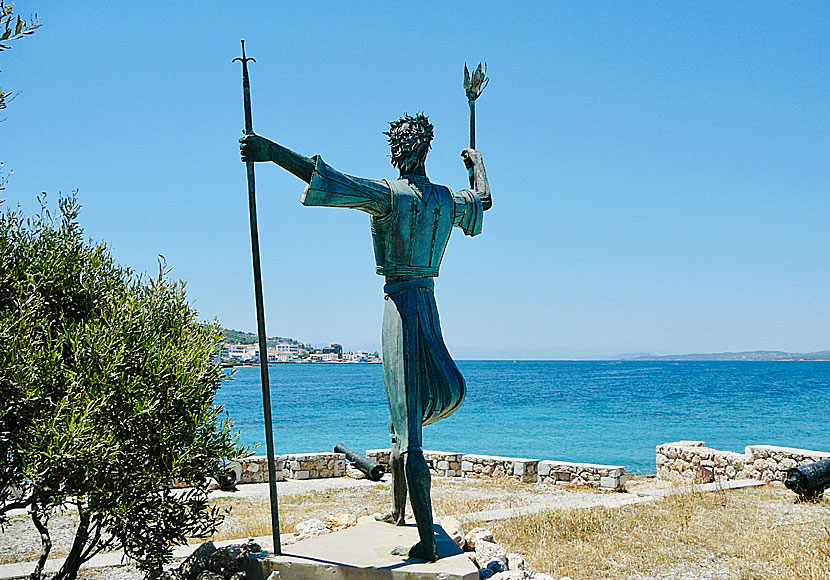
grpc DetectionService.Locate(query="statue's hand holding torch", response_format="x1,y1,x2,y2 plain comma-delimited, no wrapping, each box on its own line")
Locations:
461,148,482,169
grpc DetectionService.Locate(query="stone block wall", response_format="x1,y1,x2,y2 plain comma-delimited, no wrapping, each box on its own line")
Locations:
538,460,626,490
745,445,830,482
366,449,390,469
232,455,285,484
368,448,622,489
282,452,346,480
425,451,464,477
656,441,830,483
231,453,346,483
367,450,466,478
460,454,539,483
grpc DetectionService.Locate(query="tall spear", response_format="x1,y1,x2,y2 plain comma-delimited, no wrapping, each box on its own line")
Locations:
234,39,282,555
463,62,489,187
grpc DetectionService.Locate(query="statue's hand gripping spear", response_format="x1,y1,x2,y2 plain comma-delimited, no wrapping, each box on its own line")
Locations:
463,62,488,187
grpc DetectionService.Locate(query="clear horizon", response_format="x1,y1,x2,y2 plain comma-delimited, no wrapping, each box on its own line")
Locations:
3,2,828,359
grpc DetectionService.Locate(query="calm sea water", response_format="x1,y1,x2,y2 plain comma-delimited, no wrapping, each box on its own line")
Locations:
214,361,830,473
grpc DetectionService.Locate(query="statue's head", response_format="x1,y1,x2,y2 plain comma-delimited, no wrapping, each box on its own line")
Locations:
385,113,434,174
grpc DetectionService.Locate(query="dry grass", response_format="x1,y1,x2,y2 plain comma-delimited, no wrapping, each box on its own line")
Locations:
209,485,391,540
489,484,830,580
430,476,550,517
207,476,547,541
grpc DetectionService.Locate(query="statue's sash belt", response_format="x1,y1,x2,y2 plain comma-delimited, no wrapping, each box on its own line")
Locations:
376,264,440,278
383,277,434,296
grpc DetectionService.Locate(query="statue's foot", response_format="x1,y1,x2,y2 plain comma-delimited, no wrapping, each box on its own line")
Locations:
391,541,437,562
375,512,406,526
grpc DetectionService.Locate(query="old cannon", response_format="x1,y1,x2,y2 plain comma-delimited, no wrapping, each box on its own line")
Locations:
334,443,385,481
785,458,830,501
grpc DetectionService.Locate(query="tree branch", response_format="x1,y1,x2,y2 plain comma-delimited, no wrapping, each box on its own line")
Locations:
29,505,51,580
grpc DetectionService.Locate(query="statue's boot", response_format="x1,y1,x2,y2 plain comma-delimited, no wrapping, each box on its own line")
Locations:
375,443,407,525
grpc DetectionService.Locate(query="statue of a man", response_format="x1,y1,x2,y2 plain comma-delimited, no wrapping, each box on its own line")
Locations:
240,113,491,561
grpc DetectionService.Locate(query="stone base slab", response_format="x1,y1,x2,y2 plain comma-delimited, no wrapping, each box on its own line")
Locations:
246,517,477,580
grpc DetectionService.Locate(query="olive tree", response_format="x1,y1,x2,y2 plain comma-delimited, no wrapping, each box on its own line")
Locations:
0,195,247,580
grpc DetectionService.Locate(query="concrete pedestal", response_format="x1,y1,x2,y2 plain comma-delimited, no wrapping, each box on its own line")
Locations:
246,517,478,580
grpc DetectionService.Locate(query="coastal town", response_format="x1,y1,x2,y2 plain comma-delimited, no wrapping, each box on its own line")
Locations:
219,332,382,365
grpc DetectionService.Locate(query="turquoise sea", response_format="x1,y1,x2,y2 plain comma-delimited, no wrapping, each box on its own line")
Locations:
214,361,830,474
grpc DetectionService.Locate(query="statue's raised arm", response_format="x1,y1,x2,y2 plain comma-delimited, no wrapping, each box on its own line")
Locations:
239,133,392,218
239,134,315,183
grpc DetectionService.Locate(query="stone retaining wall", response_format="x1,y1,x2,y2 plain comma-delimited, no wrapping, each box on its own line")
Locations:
366,449,391,469
283,452,346,480
425,451,464,477
233,455,285,484
231,452,345,484
656,441,830,483
367,449,623,489
538,460,625,490
461,454,539,483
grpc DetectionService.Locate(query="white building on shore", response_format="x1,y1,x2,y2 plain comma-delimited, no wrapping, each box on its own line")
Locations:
221,341,379,364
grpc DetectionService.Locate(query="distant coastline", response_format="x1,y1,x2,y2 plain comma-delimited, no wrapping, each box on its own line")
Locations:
626,349,830,361
220,329,830,363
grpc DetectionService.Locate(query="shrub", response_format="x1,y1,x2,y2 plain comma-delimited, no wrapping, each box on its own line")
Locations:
0,195,247,580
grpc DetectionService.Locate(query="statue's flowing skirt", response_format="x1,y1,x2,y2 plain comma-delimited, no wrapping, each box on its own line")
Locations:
381,278,465,454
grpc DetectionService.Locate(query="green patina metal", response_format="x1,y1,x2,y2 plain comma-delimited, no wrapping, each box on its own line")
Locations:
239,76,491,562
463,62,488,186
233,40,282,557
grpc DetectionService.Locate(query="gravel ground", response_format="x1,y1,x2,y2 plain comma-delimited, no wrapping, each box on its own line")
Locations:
1,476,806,580
0,475,392,567
77,565,145,580
0,473,612,569
1,509,80,566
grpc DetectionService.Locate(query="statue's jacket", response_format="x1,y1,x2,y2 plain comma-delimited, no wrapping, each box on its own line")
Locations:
300,156,483,277
299,156,484,450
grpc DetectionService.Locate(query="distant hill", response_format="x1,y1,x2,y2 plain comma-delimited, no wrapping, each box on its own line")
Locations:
222,328,311,349
629,350,830,361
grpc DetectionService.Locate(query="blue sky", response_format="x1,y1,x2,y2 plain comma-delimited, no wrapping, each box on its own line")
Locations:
2,2,828,358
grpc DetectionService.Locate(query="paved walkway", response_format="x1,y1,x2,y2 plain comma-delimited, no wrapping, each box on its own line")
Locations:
0,479,765,579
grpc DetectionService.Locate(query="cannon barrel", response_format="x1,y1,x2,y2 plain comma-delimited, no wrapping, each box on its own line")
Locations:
785,458,830,500
334,443,385,481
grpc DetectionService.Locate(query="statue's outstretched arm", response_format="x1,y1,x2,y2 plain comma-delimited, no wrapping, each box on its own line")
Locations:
239,134,314,183
461,149,492,210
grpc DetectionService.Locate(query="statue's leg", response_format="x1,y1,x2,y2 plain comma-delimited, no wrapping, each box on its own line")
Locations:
376,431,407,525
403,449,437,561
390,438,407,525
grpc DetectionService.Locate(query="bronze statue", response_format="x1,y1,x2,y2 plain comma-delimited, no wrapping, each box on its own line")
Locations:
240,111,491,562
